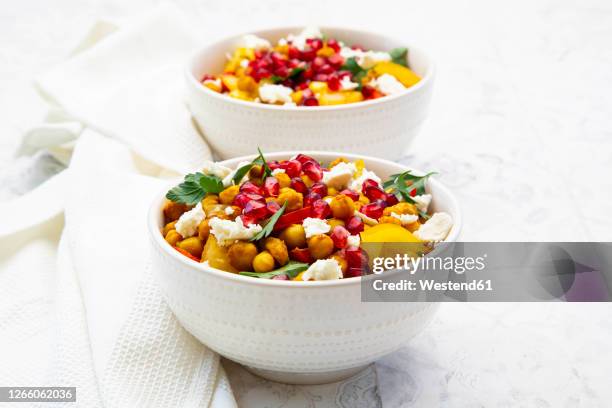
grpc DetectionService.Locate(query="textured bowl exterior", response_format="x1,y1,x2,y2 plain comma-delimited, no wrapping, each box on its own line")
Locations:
149,152,460,382
185,27,435,160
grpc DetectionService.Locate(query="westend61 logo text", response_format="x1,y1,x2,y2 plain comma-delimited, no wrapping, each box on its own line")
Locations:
371,253,487,275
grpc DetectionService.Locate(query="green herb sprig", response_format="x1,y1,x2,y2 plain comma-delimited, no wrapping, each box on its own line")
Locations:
250,201,287,242
166,173,224,205
383,170,436,218
389,47,408,67
239,261,309,279
341,57,369,87
231,147,272,185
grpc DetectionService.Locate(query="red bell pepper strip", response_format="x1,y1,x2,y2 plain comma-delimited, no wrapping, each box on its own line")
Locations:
175,246,200,262
273,206,312,231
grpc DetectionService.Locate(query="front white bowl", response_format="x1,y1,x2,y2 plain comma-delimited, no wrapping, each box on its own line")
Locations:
148,152,460,384
185,27,435,160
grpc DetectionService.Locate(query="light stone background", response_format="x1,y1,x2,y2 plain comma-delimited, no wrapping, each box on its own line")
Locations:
1,0,611,406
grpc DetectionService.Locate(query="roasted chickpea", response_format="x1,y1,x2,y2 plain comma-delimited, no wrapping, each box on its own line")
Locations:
163,221,177,236
264,237,289,266
328,157,348,169
198,219,210,241
177,237,203,258
165,230,182,246
383,202,418,216
378,216,402,226
274,172,291,188
406,221,421,233
202,194,220,213
308,234,334,259
327,218,345,229
253,250,275,272
279,224,306,248
276,187,303,212
330,194,355,219
327,187,338,196
228,241,258,271
331,254,348,274
163,201,188,222
219,185,239,205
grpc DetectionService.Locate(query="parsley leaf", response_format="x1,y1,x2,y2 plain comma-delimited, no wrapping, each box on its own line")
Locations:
239,261,309,279
253,147,272,179
232,163,254,185
166,172,224,205
341,57,369,87
289,67,305,78
230,147,272,185
383,170,436,218
250,201,287,242
270,75,283,84
389,47,408,67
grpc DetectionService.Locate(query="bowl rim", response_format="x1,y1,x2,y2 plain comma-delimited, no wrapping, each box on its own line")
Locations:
149,151,461,287
185,25,436,112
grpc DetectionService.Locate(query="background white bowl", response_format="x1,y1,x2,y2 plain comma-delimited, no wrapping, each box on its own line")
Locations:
148,152,460,384
185,27,435,160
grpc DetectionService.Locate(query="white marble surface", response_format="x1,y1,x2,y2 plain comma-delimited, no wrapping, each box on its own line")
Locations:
1,0,612,406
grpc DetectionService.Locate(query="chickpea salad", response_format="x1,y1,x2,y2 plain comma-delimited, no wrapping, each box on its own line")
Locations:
161,150,453,281
201,27,421,106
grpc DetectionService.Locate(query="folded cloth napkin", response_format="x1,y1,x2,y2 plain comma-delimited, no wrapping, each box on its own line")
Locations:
0,4,236,407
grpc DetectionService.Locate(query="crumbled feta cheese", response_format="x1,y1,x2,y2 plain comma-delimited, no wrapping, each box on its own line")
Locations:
414,212,453,242
271,168,286,176
224,206,235,215
301,259,343,281
349,168,382,192
369,74,405,95
222,161,251,187
175,202,206,238
302,217,331,238
412,194,432,213
355,211,378,226
209,217,263,246
239,59,250,68
347,235,361,248
339,48,391,69
340,76,359,91
240,34,271,49
202,160,232,179
259,84,294,104
390,212,419,226
322,162,357,190
287,26,323,51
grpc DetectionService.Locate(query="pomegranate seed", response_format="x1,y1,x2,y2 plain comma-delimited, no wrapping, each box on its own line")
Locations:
385,193,399,206
239,213,259,226
312,57,325,70
266,200,281,214
288,46,301,59
351,44,365,51
240,181,264,195
302,160,323,182
281,159,302,177
201,74,216,82
244,200,268,220
303,97,319,106
327,54,344,67
362,85,376,99
345,267,364,278
330,226,350,249
364,185,387,201
268,160,281,170
337,70,351,79
297,82,309,90
345,216,364,235
346,247,367,268
361,178,379,192
290,247,313,263
233,192,265,208
272,274,289,280
293,154,316,164
310,182,328,197
318,64,334,74
300,47,317,61
410,188,417,197
304,192,321,207
327,38,340,52
307,38,323,50
340,189,360,202
313,73,328,82
327,75,341,91
311,199,331,219
281,78,295,88
302,89,314,99
360,201,385,219
290,177,308,194
263,176,280,197
274,65,290,77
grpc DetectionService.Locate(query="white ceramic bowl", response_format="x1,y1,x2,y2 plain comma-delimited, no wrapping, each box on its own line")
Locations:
185,27,435,160
148,152,460,384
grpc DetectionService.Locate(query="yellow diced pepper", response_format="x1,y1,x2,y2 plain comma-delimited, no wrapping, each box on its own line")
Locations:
373,61,421,87
317,46,335,57
228,89,254,101
237,76,257,93
203,79,222,93
291,90,303,104
221,74,239,91
309,81,328,93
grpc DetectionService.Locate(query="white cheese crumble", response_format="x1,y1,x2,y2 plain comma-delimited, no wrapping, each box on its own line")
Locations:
322,162,357,190
349,168,382,192
369,73,406,95
339,47,391,69
259,84,294,104
240,34,271,49
302,217,331,238
412,194,432,213
355,211,378,226
414,212,453,242
340,76,359,91
347,235,361,248
222,160,251,187
202,160,232,179
271,168,286,176
224,206,235,215
390,212,418,226
209,217,263,246
175,202,206,238
239,59,250,68
301,259,343,281
287,26,323,51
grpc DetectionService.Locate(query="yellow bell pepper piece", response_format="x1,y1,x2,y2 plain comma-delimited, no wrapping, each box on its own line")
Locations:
317,46,335,57
308,81,328,93
228,89,254,101
291,90,303,104
293,271,306,281
203,80,222,93
360,223,421,243
319,91,363,106
237,76,257,93
220,74,239,91
373,62,421,87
